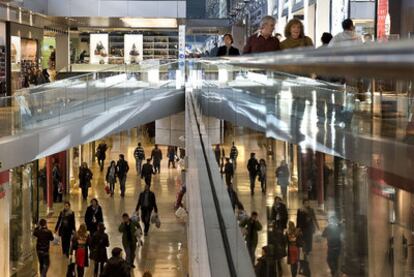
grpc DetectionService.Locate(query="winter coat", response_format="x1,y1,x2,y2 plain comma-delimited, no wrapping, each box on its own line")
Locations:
240,217,262,247
55,210,76,236
136,190,158,213
247,158,259,176
84,205,104,234
119,221,141,247
106,165,118,183
255,254,277,277
79,167,93,188
116,159,129,179
151,148,163,163
33,226,54,253
101,256,130,277
270,202,288,230
96,143,107,160
90,231,109,262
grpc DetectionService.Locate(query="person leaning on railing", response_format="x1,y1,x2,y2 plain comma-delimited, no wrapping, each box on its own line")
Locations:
243,16,281,54
280,18,314,50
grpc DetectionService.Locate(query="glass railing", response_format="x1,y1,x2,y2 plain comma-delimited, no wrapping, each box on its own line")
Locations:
0,60,182,137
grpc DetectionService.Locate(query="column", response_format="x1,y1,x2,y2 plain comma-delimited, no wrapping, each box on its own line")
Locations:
0,170,10,276
56,32,70,72
315,151,324,208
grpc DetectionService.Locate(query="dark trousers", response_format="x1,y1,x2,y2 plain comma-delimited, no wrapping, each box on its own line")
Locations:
303,230,314,254
327,247,341,276
37,251,50,277
290,262,298,277
123,243,137,266
249,173,256,194
94,261,105,276
61,233,71,256
109,181,115,195
81,186,89,200
141,208,151,234
119,175,127,197
225,174,232,186
98,159,105,171
246,241,257,262
144,176,152,187
136,159,143,174
77,266,85,277
168,159,175,168
260,177,266,192
154,161,161,173
53,182,62,202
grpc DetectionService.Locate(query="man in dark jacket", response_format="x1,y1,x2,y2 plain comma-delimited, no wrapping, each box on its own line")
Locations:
322,216,342,277
116,154,129,197
230,142,239,169
240,211,263,262
33,219,54,277
84,198,104,235
136,184,158,235
255,245,277,277
90,222,109,276
247,153,259,195
224,158,234,186
133,142,145,174
96,141,108,171
151,144,163,174
141,159,155,187
217,34,240,56
118,214,141,268
79,162,93,200
101,247,130,277
270,196,288,231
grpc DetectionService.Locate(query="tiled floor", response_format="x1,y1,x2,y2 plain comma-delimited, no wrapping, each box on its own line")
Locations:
46,131,188,276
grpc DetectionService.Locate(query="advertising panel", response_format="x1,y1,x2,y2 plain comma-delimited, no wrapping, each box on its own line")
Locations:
90,34,109,64
10,36,21,65
377,0,389,40
124,34,143,64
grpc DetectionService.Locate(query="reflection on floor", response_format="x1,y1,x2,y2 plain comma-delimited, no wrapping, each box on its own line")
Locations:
222,130,334,277
45,131,188,276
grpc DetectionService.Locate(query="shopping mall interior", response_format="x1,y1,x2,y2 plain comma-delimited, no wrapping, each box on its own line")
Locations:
0,0,413,276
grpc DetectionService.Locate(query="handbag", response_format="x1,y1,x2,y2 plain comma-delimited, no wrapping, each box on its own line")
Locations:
151,214,161,228
52,234,60,246
175,207,187,219
66,256,76,277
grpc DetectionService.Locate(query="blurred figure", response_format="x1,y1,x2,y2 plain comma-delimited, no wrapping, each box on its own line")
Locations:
106,160,118,196
243,16,280,54
230,142,239,170
90,223,109,277
33,219,54,277
239,211,262,262
286,221,302,277
133,142,145,174
329,18,362,46
363,33,373,43
255,245,276,277
247,153,259,195
217,33,240,56
167,146,176,168
322,216,343,277
118,213,141,268
258,159,267,193
270,196,288,231
96,141,108,172
116,154,129,197
224,158,234,186
55,201,76,257
276,160,290,200
52,161,62,202
296,199,319,255
71,223,90,277
101,247,130,277
141,158,156,187
320,32,333,46
280,19,314,50
79,50,87,63
151,145,163,174
227,182,244,211
79,162,93,200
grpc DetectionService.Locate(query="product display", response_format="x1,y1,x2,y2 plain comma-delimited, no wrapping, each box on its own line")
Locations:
90,34,109,64
124,34,143,64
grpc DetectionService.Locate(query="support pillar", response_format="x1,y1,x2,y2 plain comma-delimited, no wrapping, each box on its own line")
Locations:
316,151,324,208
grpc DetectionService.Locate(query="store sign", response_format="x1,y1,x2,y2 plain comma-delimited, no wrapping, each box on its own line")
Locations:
90,34,109,64
124,34,143,64
377,0,389,40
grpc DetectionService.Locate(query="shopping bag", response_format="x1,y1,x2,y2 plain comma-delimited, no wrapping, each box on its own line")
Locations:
175,207,187,219
52,234,60,246
104,184,111,195
66,256,76,277
151,214,161,228
237,210,249,222
131,212,140,223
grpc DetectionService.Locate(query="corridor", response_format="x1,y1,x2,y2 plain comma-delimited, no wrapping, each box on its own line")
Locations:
44,130,188,276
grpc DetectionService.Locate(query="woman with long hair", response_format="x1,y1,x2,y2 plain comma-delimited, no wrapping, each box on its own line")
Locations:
280,18,314,50
71,223,90,277
55,201,76,257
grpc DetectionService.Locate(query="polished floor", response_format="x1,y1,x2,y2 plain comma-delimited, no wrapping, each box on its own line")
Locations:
45,130,188,276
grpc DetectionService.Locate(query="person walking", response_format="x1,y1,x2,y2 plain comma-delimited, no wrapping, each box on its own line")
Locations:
71,223,90,277
151,145,163,174
280,18,314,50
224,158,234,186
276,160,290,200
217,33,240,56
55,201,76,257
79,162,93,200
243,16,280,54
52,162,62,202
322,216,342,277
106,161,118,196
101,247,130,277
255,245,276,277
286,221,302,277
96,141,108,172
214,144,221,166
133,142,145,175
90,223,109,277
270,196,288,231
135,184,158,236
141,158,156,187
239,211,263,262
116,154,129,197
85,198,104,236
247,153,259,195
33,219,54,277
167,146,176,169
118,213,141,268
296,199,319,255
258,159,267,194
229,142,238,170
